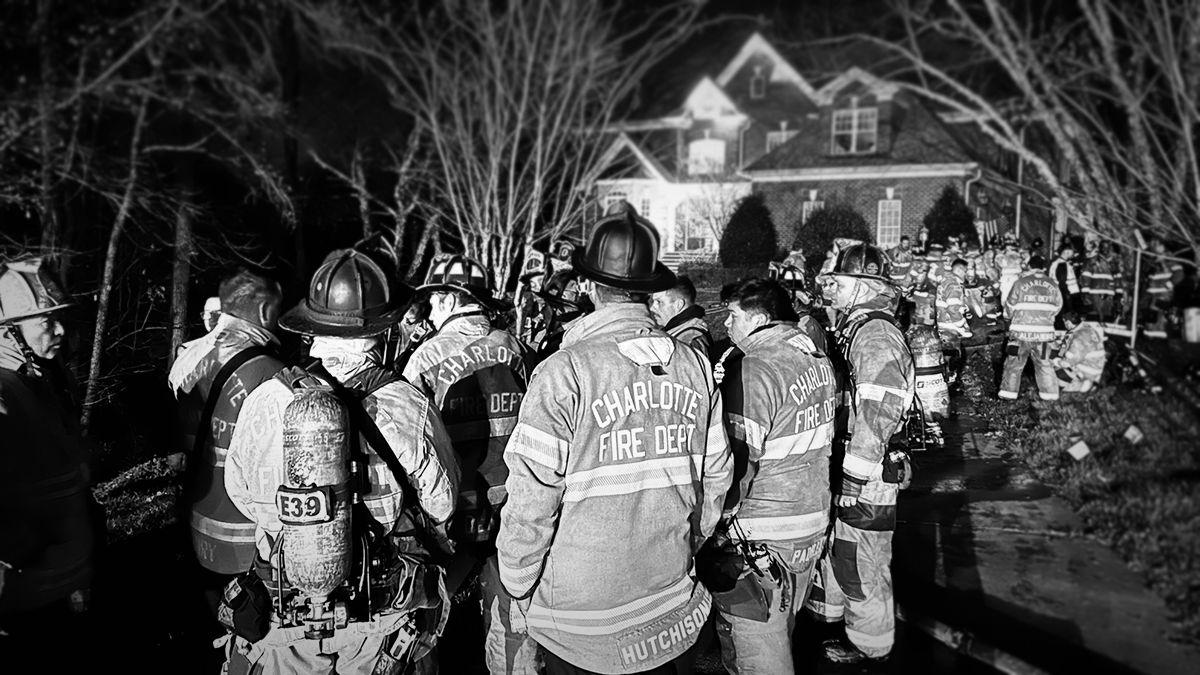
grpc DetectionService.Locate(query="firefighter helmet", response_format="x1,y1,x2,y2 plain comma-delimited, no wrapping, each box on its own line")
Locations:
280,249,412,338
0,258,72,324
829,243,893,284
537,269,591,317
573,204,675,292
418,253,512,313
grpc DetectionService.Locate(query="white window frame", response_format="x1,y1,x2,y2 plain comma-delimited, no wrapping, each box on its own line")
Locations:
640,198,651,218
831,107,878,155
766,130,799,153
687,138,726,175
604,191,628,213
750,72,766,99
877,199,902,247
801,200,825,224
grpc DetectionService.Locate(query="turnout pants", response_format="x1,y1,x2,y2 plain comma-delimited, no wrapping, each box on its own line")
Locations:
714,540,821,674
805,478,899,660
999,339,1059,401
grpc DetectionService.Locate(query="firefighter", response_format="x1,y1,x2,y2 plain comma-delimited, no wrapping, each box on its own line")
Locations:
1080,242,1116,324
806,244,915,665
402,254,535,675
225,248,460,674
167,269,287,620
530,268,592,364
714,278,837,674
497,205,733,675
0,258,97,667
936,259,973,391
924,243,947,287
1054,312,1107,394
996,234,1027,303
886,236,915,290
1142,238,1184,339
999,256,1063,402
1049,243,1082,328
650,275,713,356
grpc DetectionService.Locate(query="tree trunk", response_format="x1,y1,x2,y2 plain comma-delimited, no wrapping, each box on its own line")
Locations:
36,0,60,269
81,95,148,433
168,189,193,362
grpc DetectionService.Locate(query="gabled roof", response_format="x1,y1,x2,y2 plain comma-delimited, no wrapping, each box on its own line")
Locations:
682,76,742,119
715,32,817,100
593,132,675,183
813,67,900,105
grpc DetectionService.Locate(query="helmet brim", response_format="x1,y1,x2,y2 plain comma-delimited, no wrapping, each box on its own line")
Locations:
0,302,73,324
279,301,404,338
571,249,676,293
416,283,514,313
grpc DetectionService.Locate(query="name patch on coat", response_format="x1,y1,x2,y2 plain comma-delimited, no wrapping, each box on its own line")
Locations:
617,605,707,666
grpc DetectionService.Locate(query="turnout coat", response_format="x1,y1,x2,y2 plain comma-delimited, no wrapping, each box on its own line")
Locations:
497,303,733,674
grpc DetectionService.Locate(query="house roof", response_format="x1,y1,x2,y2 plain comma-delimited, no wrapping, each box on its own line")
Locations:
744,91,975,173
813,67,900,105
593,132,675,183
715,32,817,99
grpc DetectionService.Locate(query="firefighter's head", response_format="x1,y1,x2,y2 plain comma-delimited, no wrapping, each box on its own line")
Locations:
723,278,798,347
0,258,73,364
899,236,911,251
1062,310,1082,331
418,254,511,328
650,276,698,327
822,243,896,312
951,259,969,282
218,269,283,333
573,204,674,307
280,248,412,339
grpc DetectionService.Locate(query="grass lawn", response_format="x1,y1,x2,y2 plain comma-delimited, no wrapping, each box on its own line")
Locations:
959,342,1200,647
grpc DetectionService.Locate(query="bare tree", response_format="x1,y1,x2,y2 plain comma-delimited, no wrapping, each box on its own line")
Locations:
294,0,704,289
873,0,1200,265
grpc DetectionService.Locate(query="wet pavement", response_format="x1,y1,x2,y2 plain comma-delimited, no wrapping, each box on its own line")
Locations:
893,403,1197,675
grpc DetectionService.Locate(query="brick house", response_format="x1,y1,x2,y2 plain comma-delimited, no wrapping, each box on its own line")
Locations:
591,31,998,266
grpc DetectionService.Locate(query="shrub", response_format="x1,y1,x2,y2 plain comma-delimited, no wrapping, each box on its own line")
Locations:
792,202,872,270
677,260,767,292
923,185,976,246
719,193,778,267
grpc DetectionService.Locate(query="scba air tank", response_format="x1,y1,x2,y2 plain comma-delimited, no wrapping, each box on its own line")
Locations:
279,387,353,598
907,325,949,422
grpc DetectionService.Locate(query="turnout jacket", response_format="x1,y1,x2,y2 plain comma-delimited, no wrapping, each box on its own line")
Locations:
170,315,286,574
935,277,972,338
833,295,915,530
0,367,93,616
1005,271,1062,342
403,313,528,544
1050,257,1081,296
1058,322,1107,381
887,247,914,286
226,364,460,563
1081,255,1117,296
497,303,733,674
663,305,714,356
720,323,836,566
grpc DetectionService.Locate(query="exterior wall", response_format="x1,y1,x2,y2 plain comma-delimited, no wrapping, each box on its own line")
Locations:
754,175,968,250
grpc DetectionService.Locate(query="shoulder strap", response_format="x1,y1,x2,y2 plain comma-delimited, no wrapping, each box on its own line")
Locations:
192,345,274,455
300,358,454,563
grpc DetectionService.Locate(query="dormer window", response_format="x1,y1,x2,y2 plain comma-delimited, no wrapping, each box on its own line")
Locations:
750,66,766,99
831,106,878,154
688,132,726,175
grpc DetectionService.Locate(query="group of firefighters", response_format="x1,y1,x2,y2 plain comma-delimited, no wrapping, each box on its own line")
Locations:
0,200,1187,674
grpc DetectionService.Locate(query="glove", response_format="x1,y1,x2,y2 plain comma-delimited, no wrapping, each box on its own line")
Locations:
509,596,531,635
